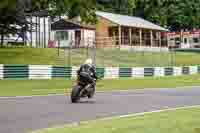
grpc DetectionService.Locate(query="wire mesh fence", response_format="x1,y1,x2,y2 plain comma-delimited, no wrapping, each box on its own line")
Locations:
55,36,177,67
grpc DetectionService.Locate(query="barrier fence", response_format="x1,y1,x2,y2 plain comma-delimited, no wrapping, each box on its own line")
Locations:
0,65,199,80
54,36,173,67
56,46,176,67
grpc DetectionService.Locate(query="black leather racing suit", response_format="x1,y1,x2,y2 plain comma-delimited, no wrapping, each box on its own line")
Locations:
77,64,97,81
77,64,97,95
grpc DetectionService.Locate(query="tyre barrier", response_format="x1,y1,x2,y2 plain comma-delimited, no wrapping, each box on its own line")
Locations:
0,64,199,79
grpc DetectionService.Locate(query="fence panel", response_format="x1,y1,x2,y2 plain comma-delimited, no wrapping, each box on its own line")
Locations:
29,65,52,79
54,37,175,68
0,65,199,80
0,64,3,79
164,67,174,76
4,65,29,79
52,66,71,78
119,68,132,77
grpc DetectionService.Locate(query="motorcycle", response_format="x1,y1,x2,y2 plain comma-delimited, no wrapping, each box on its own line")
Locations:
71,72,96,103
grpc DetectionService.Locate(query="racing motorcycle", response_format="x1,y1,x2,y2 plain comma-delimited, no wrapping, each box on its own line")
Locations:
71,72,96,103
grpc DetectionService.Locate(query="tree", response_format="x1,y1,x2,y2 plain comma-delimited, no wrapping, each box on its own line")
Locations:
97,0,200,31
49,0,97,24
0,0,16,46
0,0,33,46
97,0,136,16
0,0,98,46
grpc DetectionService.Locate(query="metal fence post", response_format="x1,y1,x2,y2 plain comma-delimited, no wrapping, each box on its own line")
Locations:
68,47,71,66
93,43,96,67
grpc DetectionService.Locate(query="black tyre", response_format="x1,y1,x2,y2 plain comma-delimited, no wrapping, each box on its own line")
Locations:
88,87,95,99
71,85,81,103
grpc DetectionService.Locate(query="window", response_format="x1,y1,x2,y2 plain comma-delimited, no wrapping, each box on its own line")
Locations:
55,31,68,41
193,38,199,43
184,38,187,44
175,37,180,44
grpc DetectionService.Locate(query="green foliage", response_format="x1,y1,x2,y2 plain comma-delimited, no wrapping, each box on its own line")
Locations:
0,0,97,46
52,0,97,24
97,0,200,31
30,0,49,11
65,0,97,24
0,0,26,46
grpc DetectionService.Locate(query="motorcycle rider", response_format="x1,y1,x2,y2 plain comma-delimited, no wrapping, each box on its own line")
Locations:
77,58,97,98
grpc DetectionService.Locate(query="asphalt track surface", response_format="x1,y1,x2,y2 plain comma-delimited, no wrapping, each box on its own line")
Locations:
0,87,200,133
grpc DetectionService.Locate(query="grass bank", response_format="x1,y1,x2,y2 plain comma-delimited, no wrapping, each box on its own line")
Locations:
1,47,200,67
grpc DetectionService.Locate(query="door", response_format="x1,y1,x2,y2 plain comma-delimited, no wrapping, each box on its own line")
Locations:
75,30,81,48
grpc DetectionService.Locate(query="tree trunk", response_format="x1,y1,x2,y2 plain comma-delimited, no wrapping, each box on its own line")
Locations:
30,16,33,48
44,17,46,48
23,31,25,46
0,31,4,47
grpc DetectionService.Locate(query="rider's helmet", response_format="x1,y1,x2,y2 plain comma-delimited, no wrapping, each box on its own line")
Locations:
84,58,93,65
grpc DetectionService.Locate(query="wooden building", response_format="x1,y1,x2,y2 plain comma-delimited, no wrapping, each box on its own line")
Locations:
95,11,168,50
48,11,168,51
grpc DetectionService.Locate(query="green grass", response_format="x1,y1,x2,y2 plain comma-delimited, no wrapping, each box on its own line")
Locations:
1,47,200,67
32,106,200,133
1,74,200,96
0,48,59,65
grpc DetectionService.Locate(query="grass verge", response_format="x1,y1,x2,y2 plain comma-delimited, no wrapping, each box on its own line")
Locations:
1,74,200,96
32,106,200,133
1,47,200,67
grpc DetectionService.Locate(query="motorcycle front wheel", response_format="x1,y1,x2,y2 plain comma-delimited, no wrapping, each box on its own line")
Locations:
71,85,81,103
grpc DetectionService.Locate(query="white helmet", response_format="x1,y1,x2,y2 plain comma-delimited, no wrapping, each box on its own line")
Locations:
84,58,93,65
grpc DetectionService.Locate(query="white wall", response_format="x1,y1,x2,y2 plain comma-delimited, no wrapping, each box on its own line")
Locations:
189,34,200,48
29,65,52,79
168,33,200,48
81,29,95,47
27,17,50,48
120,45,169,52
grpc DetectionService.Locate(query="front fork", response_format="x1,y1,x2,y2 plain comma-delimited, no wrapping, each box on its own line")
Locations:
76,77,96,97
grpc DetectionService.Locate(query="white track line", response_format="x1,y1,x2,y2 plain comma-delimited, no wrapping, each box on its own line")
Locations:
31,105,200,133
98,105,200,121
0,94,63,99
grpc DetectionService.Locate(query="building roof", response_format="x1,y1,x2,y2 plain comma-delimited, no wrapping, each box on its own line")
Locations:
96,11,168,31
25,10,49,17
51,19,95,31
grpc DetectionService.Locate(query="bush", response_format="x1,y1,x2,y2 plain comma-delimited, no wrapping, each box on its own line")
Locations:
175,48,200,53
